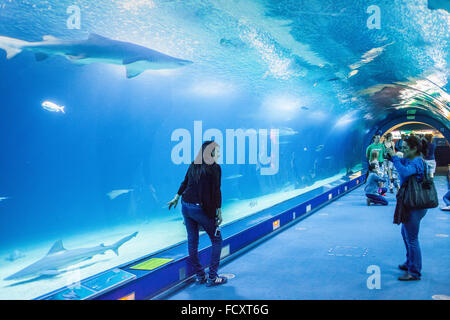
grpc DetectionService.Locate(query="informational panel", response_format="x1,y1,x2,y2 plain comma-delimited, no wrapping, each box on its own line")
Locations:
130,258,174,271
41,285,97,300
38,268,136,300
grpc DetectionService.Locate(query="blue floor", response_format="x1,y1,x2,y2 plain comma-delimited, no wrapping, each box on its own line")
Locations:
168,176,450,300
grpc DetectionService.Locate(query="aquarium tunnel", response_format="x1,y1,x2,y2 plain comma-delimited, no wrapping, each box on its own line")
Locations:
0,0,449,300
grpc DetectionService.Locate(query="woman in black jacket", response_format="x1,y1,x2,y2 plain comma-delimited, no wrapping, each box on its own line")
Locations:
168,141,227,286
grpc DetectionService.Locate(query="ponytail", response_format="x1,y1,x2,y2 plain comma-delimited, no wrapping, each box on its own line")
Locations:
405,135,428,156
420,138,428,156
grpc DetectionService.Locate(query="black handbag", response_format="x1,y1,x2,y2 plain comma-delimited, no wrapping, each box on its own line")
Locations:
403,160,439,209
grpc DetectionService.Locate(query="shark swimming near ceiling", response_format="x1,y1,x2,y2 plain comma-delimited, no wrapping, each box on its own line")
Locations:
4,232,138,281
0,33,193,78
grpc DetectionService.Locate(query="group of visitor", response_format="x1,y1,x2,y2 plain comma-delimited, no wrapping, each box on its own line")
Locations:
364,132,401,206
164,133,445,287
364,132,438,206
364,131,446,281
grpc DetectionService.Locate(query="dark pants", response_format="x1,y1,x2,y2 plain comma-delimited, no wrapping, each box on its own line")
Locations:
181,201,222,279
366,189,388,205
401,209,427,278
444,190,450,206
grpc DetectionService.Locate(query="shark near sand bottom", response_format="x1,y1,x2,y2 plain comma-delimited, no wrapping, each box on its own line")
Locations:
4,232,138,281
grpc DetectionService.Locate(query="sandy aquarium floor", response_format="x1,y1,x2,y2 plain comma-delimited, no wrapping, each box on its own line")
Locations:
0,172,347,300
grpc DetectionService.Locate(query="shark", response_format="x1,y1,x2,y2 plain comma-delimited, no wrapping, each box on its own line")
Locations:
107,189,133,200
0,33,193,78
4,232,138,281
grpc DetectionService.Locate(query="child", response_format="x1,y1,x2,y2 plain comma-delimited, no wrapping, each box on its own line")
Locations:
389,150,404,193
383,133,395,193
390,165,401,192
369,150,384,178
369,150,386,193
365,163,388,206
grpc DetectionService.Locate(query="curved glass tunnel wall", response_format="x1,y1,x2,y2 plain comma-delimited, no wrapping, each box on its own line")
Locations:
0,0,449,300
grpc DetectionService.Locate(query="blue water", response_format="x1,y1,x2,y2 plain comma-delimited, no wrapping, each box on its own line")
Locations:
0,0,448,299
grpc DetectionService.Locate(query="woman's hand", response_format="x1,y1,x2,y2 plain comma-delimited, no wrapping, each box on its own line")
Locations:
167,194,180,210
216,208,223,226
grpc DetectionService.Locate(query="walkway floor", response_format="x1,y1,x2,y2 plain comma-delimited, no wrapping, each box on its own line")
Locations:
168,176,450,300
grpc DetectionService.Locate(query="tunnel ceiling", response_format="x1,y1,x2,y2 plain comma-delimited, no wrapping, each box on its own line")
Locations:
1,0,449,128
1,0,450,300
2,0,450,301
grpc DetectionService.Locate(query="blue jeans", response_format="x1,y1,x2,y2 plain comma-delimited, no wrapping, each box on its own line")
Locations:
401,209,427,278
366,189,388,205
181,201,222,279
444,191,450,206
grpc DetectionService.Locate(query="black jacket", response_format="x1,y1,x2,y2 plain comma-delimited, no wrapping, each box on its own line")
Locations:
177,163,222,218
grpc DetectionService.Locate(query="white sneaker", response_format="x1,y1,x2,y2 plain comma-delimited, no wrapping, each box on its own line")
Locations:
432,294,450,300
441,206,450,211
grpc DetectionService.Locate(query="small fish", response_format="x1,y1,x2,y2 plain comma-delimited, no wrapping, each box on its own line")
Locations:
149,184,158,202
107,189,133,200
278,127,298,137
5,250,25,262
224,174,243,180
42,101,65,113
301,106,310,110
324,156,333,160
327,77,341,82
249,200,258,208
219,37,246,49
348,69,359,78
349,42,394,70
0,196,9,202
315,145,324,152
